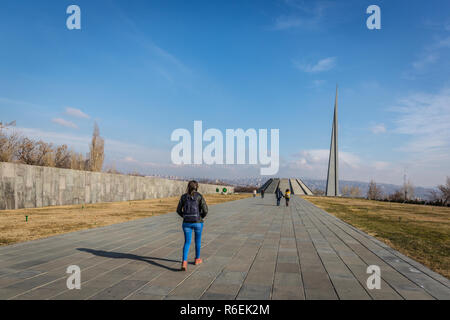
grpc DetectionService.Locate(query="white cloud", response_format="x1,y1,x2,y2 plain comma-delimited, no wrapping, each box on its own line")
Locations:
52,118,78,129
371,124,386,134
392,87,450,155
386,87,450,186
65,107,90,119
412,53,439,71
436,36,450,49
407,35,450,77
274,16,303,30
294,57,336,73
292,149,361,169
373,161,390,170
312,79,326,87
280,149,408,185
0,97,41,108
119,11,190,75
273,1,332,30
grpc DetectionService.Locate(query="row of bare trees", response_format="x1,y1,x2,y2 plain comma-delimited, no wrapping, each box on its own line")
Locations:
367,179,416,201
366,178,450,206
315,177,449,206
429,177,450,205
341,186,362,198
0,121,104,172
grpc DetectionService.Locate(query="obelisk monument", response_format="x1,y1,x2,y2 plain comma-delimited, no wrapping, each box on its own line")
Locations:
326,86,339,197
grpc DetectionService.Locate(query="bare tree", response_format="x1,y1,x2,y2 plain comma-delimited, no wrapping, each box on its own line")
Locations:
313,188,325,196
70,151,86,170
437,177,450,205
104,162,120,174
341,185,351,197
349,186,362,198
401,179,415,201
16,137,39,165
428,189,442,203
342,186,362,198
54,145,71,168
0,122,21,162
367,180,383,200
89,122,104,172
1,120,104,173
35,141,55,167
389,189,404,201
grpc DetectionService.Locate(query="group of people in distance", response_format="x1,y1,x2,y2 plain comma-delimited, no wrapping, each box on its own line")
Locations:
275,187,290,207
177,181,291,271
254,186,290,206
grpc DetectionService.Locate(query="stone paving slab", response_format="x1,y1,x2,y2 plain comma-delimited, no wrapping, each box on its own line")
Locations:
0,195,449,300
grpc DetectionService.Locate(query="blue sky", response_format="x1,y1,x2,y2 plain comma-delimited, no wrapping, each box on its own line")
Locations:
1,0,450,187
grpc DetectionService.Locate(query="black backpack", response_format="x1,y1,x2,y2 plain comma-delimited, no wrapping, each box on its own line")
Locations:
183,193,201,222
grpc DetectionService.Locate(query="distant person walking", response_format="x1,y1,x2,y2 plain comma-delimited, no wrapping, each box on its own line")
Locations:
253,189,257,197
261,189,265,198
285,189,291,207
275,187,284,206
177,180,208,271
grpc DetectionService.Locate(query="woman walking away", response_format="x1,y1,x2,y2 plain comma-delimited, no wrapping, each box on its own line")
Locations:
275,187,284,206
285,189,291,207
177,180,208,271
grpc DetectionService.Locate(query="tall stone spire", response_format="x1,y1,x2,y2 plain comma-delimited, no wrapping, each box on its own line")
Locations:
326,86,339,197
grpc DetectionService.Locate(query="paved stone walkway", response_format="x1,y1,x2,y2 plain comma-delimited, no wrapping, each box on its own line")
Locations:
0,195,449,300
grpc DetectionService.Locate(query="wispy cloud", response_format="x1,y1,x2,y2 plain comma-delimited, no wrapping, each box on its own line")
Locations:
292,149,362,170
283,149,402,184
370,124,386,134
385,88,450,186
273,16,303,30
52,118,78,129
391,87,450,156
273,0,333,30
436,36,450,49
116,8,190,78
311,79,326,87
65,107,90,119
412,53,439,71
407,34,450,77
293,57,336,73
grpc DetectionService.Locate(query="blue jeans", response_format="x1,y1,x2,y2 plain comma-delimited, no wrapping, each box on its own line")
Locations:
182,222,203,261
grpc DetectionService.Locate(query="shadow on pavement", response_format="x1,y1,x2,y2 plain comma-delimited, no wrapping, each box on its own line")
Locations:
77,248,181,272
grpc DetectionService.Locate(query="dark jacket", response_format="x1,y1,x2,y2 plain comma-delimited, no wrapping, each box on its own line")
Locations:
276,188,284,200
176,192,208,223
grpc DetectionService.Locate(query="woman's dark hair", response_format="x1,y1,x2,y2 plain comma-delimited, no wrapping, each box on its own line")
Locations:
286,189,289,193
187,180,199,196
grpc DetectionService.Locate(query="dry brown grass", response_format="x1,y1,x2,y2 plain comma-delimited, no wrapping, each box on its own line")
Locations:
303,196,450,278
0,193,252,246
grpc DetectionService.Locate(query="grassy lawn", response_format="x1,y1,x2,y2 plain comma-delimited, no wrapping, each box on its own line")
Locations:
0,193,252,246
303,196,450,278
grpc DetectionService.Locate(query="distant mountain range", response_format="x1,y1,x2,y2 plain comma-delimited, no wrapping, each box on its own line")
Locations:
302,179,435,200
166,176,437,200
